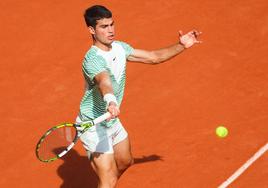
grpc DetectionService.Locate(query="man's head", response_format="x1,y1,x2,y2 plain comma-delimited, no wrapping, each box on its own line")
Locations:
84,5,115,47
84,5,112,28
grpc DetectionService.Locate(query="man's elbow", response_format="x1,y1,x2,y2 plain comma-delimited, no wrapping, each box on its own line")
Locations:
150,51,162,64
151,58,161,64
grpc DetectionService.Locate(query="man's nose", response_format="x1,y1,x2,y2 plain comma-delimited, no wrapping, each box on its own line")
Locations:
108,26,114,33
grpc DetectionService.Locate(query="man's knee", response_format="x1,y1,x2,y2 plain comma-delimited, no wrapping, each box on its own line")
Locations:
99,174,118,188
91,153,119,187
117,157,133,172
98,166,118,188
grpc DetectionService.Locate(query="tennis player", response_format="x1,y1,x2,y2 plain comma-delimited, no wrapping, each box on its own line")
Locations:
76,5,201,188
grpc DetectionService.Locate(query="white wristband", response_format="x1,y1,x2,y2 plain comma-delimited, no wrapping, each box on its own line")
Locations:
103,93,118,106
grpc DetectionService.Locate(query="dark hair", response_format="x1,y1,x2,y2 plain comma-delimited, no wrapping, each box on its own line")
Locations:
84,5,112,28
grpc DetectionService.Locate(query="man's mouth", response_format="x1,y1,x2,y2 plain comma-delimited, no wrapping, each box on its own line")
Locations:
108,35,114,40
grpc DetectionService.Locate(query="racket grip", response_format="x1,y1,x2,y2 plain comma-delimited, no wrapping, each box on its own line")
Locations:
93,112,111,125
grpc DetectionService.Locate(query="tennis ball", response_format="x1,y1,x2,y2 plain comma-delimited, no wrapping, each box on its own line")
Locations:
216,126,228,138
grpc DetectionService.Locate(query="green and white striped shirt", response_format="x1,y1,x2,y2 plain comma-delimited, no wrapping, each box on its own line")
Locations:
79,41,133,127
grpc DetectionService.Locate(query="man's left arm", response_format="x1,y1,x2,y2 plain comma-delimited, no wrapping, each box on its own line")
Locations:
127,30,202,64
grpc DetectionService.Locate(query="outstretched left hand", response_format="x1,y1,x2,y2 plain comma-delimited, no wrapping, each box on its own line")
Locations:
179,30,202,48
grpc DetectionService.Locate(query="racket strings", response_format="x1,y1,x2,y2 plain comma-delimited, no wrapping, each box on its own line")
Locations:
37,125,77,161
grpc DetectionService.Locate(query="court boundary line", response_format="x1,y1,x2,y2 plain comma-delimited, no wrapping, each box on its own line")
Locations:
218,142,268,188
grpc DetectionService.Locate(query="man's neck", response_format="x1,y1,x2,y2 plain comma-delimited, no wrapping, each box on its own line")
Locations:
94,41,112,51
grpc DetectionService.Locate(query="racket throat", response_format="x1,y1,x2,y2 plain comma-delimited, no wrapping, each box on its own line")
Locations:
58,142,75,157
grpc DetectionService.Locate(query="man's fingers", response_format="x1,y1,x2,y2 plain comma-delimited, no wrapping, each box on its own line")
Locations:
195,40,202,44
190,30,202,37
106,104,119,122
179,29,202,48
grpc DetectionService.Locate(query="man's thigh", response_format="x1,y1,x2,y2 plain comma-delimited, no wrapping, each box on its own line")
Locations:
91,153,118,177
113,137,133,167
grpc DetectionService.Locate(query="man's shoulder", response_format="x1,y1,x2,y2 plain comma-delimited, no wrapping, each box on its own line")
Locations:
83,47,106,65
113,41,133,57
85,46,98,58
84,46,106,62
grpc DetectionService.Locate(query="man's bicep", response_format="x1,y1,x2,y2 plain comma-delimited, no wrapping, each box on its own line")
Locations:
127,49,156,63
94,71,114,95
94,71,111,85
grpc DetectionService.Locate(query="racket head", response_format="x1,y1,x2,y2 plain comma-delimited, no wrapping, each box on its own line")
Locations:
35,123,78,163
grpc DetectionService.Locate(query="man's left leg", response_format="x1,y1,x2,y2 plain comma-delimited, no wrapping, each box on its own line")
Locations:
113,137,134,177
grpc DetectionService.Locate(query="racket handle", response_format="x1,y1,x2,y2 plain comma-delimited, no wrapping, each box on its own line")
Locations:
93,112,111,125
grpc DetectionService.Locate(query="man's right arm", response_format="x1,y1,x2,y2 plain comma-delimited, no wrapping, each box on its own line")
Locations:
94,71,120,120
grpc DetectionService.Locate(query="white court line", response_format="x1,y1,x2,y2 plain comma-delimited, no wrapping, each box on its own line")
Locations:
218,142,268,188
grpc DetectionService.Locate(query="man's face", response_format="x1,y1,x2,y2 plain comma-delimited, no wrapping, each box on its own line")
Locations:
91,18,115,45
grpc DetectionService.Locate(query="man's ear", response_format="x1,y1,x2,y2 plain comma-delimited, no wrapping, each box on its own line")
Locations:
88,26,96,35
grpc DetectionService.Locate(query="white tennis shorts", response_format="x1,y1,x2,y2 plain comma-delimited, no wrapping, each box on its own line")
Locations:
75,116,128,158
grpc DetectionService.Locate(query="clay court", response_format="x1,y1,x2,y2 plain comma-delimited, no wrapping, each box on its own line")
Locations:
1,0,268,187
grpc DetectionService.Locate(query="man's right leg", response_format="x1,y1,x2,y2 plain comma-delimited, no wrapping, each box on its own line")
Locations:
90,153,119,188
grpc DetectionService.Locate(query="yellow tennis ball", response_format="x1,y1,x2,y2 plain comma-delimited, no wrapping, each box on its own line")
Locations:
216,126,228,138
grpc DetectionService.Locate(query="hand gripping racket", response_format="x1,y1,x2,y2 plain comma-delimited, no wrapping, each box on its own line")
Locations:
35,112,111,163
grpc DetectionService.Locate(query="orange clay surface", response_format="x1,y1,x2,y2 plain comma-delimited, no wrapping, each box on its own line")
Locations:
1,0,268,187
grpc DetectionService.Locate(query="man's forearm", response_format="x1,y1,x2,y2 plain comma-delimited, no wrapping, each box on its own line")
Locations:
152,43,185,63
95,72,114,97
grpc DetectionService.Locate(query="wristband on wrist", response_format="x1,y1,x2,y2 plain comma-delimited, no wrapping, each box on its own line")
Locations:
103,93,118,106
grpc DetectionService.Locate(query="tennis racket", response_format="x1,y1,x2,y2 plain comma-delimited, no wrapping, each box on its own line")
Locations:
35,112,111,163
